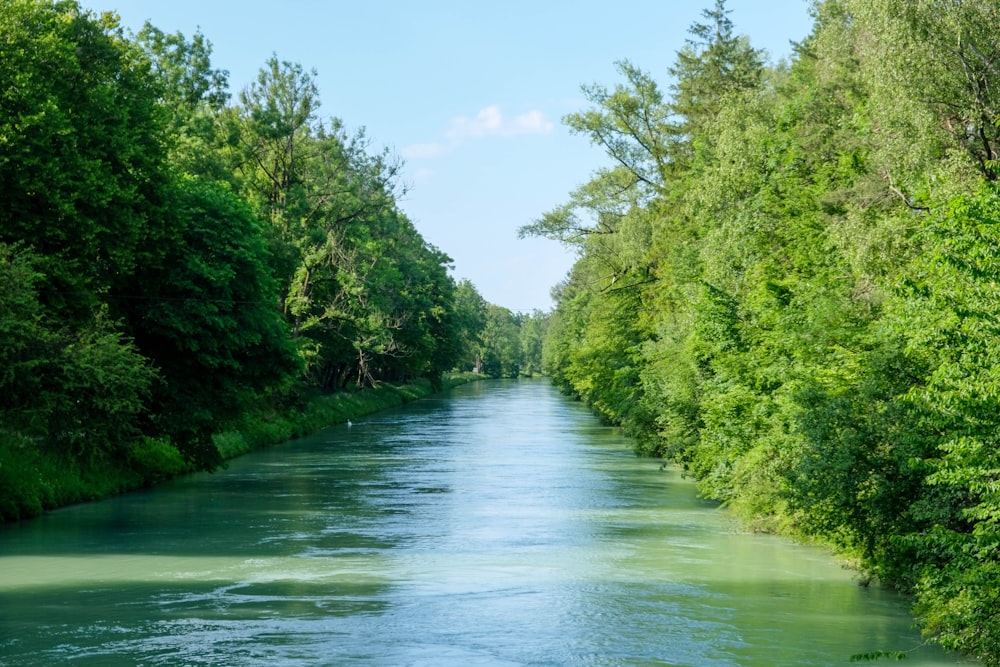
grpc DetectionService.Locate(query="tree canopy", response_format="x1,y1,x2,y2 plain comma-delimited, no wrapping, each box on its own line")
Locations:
0,0,542,517
524,0,1000,661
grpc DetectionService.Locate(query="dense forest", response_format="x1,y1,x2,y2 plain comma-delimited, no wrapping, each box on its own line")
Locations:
524,0,1000,662
0,0,547,521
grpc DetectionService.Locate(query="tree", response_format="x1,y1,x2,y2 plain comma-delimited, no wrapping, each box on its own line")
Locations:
133,23,232,181
848,0,1000,184
531,0,1000,658
452,279,488,373
0,0,168,323
281,126,403,344
561,61,674,201
126,177,299,468
531,0,767,442
478,305,522,378
0,243,156,465
135,23,229,116
669,0,765,146
884,184,1000,661
230,57,434,391
518,311,549,376
233,55,320,231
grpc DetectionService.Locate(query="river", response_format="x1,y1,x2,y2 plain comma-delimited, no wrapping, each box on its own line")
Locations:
0,379,973,665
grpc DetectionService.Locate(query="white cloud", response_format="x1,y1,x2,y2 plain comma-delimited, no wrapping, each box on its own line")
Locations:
402,105,554,163
445,105,554,141
508,109,554,136
411,167,434,184
401,142,447,159
446,105,502,140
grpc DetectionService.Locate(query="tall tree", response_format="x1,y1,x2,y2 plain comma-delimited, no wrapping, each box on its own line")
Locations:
669,0,765,144
0,0,168,323
232,55,323,237
450,280,488,373
882,184,1000,662
560,62,674,201
126,177,300,468
848,0,1000,185
518,311,549,376
134,23,231,181
478,305,523,378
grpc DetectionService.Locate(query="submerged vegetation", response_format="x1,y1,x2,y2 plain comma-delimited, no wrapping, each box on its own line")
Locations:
525,0,1000,662
0,1,545,521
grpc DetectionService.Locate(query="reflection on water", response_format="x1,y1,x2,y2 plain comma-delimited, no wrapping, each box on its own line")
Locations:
0,379,973,665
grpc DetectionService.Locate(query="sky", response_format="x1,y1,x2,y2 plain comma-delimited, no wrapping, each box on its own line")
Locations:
87,0,817,314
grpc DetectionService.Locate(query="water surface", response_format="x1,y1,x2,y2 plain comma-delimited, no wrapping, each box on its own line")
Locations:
0,379,971,665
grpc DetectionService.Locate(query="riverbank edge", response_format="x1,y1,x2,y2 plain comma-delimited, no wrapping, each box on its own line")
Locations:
0,373,484,524
212,373,483,464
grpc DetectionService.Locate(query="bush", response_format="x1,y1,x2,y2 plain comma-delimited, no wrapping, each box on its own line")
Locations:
127,437,187,483
0,433,44,522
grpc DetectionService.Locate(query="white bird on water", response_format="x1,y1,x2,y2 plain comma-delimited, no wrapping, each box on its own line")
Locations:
347,420,353,428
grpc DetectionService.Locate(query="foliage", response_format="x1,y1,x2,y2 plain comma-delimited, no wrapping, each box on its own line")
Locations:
886,185,1000,662
133,22,232,180
530,0,1000,661
125,177,300,467
478,304,523,378
0,244,156,465
451,279,489,371
0,0,168,323
0,0,504,518
226,56,469,390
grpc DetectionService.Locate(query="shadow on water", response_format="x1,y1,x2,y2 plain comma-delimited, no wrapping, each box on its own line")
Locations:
0,379,975,666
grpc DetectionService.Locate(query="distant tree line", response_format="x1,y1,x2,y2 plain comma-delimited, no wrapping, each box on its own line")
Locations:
0,0,546,516
523,0,1000,662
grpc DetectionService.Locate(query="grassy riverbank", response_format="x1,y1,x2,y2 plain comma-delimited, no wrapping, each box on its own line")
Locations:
0,373,482,524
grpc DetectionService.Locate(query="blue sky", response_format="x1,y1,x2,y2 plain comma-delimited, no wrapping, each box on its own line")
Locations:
91,0,816,313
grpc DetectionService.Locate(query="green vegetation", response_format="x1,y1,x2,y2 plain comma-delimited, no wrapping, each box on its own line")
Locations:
523,0,1000,662
0,1,544,521
13,0,1000,661
0,375,474,522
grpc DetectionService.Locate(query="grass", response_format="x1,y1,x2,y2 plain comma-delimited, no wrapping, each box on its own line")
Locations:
0,373,484,523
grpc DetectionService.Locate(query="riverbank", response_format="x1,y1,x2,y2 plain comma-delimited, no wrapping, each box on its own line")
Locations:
212,373,482,462
0,373,483,523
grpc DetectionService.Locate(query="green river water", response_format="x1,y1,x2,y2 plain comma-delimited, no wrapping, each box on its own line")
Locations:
0,379,975,665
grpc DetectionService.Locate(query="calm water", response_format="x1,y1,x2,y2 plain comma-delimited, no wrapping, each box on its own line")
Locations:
0,379,972,666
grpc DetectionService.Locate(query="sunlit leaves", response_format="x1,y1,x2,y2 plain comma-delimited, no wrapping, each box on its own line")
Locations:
848,0,1000,182
565,61,674,197
0,0,167,321
229,56,458,389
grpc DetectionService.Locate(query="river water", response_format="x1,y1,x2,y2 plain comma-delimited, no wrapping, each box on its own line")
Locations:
0,379,972,666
